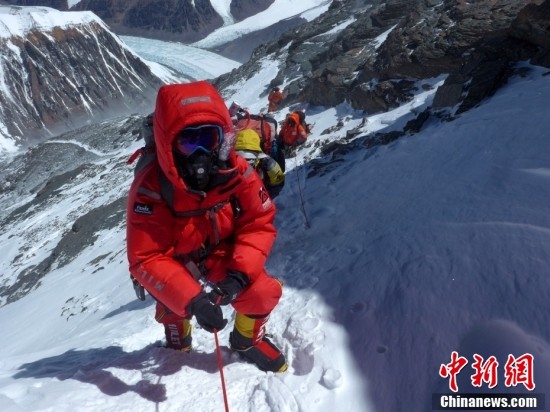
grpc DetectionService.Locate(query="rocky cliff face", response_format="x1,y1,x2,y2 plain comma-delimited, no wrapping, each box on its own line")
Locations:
3,0,277,43
509,0,550,66
230,0,274,21
71,0,223,42
0,0,68,8
0,7,163,146
0,114,141,306
216,0,550,117
0,0,307,61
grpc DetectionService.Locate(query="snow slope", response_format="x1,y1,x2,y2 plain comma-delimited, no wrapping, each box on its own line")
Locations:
0,5,549,410
1,60,549,412
120,36,240,81
210,0,235,25
0,6,99,37
192,0,331,49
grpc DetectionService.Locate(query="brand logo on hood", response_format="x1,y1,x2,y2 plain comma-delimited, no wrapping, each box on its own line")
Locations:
180,96,211,106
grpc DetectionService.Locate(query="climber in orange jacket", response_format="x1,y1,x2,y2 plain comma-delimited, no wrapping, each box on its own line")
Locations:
126,81,287,373
278,110,310,158
267,86,283,112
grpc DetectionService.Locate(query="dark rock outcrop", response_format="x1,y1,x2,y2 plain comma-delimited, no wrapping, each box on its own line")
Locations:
0,0,68,8
509,0,550,66
73,0,223,43
217,0,550,116
230,0,274,21
3,0,224,42
5,0,277,44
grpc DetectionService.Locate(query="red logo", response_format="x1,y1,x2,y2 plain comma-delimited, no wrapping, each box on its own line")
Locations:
439,351,469,392
259,187,270,204
471,354,499,389
504,353,535,390
439,352,536,392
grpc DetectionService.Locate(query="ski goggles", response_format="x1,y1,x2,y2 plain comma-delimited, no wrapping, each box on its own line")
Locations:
174,125,223,156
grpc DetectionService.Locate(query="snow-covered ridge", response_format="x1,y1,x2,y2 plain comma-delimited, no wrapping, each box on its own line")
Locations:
0,6,165,153
209,0,235,26
0,6,104,38
1,64,550,412
192,0,330,49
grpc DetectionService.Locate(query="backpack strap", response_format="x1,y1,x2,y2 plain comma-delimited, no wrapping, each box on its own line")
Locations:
130,170,243,301
158,171,243,243
127,113,156,169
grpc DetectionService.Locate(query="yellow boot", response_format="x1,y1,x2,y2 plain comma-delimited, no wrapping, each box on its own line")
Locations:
229,313,287,372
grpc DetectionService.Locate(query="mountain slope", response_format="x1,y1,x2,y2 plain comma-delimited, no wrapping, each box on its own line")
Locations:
71,0,224,43
0,61,549,412
2,0,330,61
271,64,550,411
0,2,549,411
215,0,550,116
0,6,167,152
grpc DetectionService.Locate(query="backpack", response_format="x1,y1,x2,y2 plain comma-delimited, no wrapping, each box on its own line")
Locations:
296,110,306,124
127,112,156,176
234,109,278,155
127,112,161,300
292,110,312,134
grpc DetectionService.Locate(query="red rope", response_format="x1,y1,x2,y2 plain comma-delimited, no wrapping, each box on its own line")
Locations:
214,328,230,412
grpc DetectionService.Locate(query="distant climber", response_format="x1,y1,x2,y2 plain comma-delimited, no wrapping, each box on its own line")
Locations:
267,87,284,112
279,110,311,158
235,129,285,199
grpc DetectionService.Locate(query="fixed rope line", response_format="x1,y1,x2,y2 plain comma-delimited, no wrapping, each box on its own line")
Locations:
214,328,230,412
213,294,229,412
294,155,311,229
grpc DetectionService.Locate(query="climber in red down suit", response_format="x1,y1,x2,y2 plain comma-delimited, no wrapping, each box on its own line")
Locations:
126,81,287,372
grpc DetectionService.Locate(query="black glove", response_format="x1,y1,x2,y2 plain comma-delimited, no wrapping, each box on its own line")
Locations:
188,293,227,333
208,270,249,306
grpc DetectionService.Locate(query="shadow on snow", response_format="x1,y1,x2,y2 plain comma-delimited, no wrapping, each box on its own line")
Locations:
13,343,237,403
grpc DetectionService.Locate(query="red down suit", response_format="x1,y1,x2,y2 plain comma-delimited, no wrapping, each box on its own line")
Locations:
126,82,281,317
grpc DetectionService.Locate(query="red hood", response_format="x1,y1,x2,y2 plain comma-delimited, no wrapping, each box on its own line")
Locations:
153,81,234,189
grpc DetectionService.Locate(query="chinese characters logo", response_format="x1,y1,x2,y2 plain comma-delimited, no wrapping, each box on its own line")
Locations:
439,351,535,392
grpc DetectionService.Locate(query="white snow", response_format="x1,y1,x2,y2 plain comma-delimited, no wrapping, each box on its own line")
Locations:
0,124,17,153
67,1,83,8
0,6,102,38
373,24,397,49
1,54,549,411
192,0,331,49
210,0,235,25
120,35,240,81
322,16,357,36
